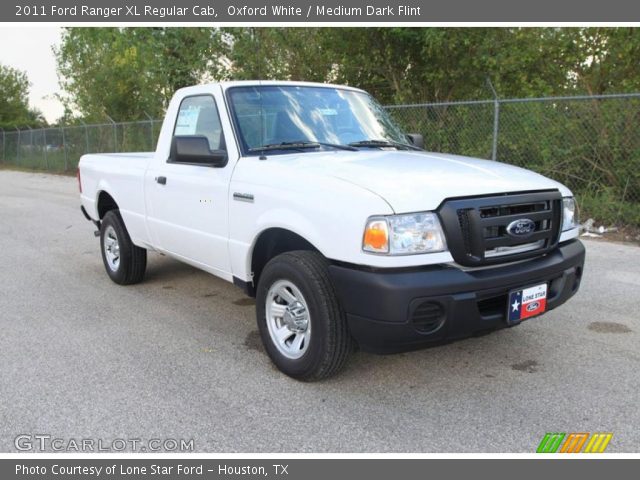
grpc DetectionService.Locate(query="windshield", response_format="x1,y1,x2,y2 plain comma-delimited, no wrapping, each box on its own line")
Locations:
227,85,412,154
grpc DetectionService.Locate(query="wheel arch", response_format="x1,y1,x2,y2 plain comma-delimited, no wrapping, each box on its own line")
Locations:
96,190,119,219
247,227,322,297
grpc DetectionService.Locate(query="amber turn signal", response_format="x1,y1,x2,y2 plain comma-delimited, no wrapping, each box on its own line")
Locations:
363,219,389,253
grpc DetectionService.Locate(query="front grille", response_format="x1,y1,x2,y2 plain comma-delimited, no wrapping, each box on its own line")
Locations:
480,201,548,219
457,208,474,253
438,190,563,267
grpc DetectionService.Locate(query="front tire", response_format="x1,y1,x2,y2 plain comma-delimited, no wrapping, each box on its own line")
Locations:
100,210,147,285
256,251,351,381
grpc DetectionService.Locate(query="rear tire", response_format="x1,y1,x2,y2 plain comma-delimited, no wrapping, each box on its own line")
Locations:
256,251,352,381
100,210,147,285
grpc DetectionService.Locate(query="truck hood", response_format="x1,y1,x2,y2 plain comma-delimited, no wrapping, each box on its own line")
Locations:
268,150,570,213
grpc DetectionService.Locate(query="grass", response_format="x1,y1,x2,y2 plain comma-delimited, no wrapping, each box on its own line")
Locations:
0,162,76,177
578,191,640,230
1,150,78,173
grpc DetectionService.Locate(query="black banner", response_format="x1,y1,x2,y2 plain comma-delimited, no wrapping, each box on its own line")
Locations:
3,459,639,479
4,0,640,22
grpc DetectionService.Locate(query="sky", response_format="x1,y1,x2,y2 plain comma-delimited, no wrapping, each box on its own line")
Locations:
0,27,64,123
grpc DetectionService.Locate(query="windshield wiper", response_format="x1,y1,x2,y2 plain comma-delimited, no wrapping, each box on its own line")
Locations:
248,142,311,153
348,139,423,151
315,141,358,151
249,141,357,153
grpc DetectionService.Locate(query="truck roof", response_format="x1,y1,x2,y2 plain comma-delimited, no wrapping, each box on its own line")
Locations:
175,80,366,97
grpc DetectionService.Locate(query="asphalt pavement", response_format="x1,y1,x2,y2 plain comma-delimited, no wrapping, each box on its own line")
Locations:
0,170,638,452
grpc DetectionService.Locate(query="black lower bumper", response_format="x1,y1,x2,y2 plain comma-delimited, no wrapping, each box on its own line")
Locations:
328,240,585,353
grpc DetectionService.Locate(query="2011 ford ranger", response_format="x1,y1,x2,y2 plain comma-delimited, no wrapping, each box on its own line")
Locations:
79,81,585,380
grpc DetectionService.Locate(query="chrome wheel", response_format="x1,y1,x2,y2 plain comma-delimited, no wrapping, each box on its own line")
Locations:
265,279,311,359
103,225,120,272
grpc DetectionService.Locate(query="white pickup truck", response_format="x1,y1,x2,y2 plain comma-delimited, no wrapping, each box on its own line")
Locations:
79,81,585,380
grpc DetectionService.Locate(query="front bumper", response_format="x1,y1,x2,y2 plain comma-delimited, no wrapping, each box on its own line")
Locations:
328,240,585,353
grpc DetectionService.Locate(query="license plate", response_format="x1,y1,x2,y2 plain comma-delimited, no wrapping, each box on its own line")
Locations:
507,283,547,324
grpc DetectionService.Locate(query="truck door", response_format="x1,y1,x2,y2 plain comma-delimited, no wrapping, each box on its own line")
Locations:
144,93,234,278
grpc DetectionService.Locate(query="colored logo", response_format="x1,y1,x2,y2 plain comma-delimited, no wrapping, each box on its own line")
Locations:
526,301,540,312
537,432,613,453
506,218,535,237
509,283,547,322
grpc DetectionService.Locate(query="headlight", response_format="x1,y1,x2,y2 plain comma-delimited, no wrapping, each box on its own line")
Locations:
561,197,579,232
363,212,447,255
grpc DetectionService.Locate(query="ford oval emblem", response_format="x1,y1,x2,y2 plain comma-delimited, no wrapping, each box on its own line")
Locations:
526,302,540,312
506,218,535,238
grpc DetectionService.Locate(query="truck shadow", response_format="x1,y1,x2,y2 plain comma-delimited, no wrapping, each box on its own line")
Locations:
136,252,548,388
142,254,201,284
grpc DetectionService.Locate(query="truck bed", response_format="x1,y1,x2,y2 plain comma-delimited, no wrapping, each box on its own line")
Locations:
79,152,153,248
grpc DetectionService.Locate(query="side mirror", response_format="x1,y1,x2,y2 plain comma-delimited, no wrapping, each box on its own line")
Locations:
171,136,228,167
406,133,424,149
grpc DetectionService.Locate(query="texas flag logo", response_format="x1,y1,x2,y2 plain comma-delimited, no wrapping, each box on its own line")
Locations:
508,284,547,323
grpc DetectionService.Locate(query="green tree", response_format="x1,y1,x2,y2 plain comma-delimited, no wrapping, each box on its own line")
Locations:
221,28,582,103
55,27,225,121
221,28,333,82
0,64,43,129
321,28,577,103
54,27,640,116
560,27,640,94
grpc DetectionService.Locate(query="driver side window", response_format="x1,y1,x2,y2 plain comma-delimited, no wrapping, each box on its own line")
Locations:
173,95,226,151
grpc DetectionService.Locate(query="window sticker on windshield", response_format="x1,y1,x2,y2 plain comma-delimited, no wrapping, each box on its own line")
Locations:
317,108,338,116
175,107,200,135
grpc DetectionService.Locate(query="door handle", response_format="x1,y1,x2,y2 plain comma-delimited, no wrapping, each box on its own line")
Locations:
155,176,167,185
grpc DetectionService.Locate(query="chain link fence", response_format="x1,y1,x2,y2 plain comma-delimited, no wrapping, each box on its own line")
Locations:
1,93,638,228
0,119,163,173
